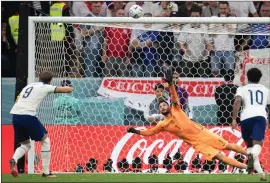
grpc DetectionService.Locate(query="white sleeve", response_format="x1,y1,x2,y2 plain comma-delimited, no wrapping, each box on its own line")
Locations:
44,85,57,94
249,2,257,14
235,87,243,98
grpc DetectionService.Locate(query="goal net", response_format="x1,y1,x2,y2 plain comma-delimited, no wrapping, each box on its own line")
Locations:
28,17,270,174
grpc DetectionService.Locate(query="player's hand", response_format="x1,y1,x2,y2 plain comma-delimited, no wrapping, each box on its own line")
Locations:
231,119,238,132
127,127,140,134
163,66,173,85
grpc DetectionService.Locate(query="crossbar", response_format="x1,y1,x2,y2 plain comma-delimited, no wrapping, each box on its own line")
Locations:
29,17,270,24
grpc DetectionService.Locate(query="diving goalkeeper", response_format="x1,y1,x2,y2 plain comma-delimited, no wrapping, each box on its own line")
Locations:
127,67,251,170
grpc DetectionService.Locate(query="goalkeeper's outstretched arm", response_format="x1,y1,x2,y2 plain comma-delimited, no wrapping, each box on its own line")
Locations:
169,83,181,108
164,66,180,108
127,125,163,136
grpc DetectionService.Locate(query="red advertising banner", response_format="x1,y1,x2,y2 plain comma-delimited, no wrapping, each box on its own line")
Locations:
2,125,270,173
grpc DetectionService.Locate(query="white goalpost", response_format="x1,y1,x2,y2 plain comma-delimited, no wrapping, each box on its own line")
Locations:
28,17,270,174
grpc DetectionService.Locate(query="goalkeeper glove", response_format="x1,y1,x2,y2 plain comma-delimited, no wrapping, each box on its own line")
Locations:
162,66,173,86
127,128,140,134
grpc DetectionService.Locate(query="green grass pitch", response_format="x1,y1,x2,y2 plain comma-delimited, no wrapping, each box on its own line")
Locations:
2,173,269,182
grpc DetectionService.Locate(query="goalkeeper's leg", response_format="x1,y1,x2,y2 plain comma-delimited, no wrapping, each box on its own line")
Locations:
214,152,247,169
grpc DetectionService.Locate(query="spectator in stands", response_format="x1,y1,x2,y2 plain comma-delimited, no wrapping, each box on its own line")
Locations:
129,13,159,77
53,80,81,125
250,3,270,50
215,69,239,126
148,2,175,76
102,1,126,17
177,1,194,17
210,1,236,77
230,2,258,52
178,5,212,77
103,9,131,77
229,1,259,17
260,2,270,17
124,1,153,17
150,1,178,17
196,1,204,8
49,1,74,77
72,1,91,53
81,2,104,77
201,1,219,17
253,1,264,15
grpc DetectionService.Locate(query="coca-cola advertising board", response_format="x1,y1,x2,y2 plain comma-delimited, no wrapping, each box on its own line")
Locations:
2,125,269,173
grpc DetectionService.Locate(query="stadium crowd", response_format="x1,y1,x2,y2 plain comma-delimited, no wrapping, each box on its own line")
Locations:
2,1,270,78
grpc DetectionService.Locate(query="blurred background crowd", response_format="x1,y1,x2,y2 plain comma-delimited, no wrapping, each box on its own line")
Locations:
2,1,270,78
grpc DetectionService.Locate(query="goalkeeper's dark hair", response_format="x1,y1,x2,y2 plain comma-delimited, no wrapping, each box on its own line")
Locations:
39,71,53,84
158,99,170,107
247,68,262,83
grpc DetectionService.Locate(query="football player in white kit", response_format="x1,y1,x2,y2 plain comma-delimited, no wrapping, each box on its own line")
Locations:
9,71,74,178
232,68,269,181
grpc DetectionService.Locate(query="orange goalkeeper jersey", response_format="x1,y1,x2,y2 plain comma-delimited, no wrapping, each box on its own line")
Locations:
140,84,205,146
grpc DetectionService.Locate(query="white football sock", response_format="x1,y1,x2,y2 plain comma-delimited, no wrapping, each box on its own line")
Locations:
252,144,263,174
12,143,31,163
252,144,262,157
41,137,51,175
247,147,253,154
253,156,263,174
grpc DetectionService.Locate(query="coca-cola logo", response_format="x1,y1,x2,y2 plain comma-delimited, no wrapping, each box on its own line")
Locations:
110,127,244,173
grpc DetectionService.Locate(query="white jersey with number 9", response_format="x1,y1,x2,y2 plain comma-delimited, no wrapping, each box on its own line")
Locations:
10,82,57,116
235,84,270,121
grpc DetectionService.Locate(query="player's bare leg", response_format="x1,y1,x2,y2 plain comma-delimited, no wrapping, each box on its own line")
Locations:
10,139,31,177
251,140,266,181
214,152,247,169
40,135,56,178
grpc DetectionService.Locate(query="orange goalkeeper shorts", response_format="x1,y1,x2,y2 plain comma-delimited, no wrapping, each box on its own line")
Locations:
193,129,229,161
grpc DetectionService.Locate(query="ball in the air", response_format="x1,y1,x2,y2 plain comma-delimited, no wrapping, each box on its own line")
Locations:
129,5,144,19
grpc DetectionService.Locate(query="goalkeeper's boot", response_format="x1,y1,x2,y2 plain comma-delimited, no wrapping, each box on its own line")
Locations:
42,173,56,178
247,153,254,174
9,159,18,177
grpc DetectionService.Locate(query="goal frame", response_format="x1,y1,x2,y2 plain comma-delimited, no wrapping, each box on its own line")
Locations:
27,16,270,174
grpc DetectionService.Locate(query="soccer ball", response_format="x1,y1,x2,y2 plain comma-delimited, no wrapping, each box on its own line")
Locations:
129,5,144,19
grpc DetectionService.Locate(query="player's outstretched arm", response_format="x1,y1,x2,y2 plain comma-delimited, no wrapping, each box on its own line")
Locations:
127,125,163,136
163,67,180,108
55,86,74,93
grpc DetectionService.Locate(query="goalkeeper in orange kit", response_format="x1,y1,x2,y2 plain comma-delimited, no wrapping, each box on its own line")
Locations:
127,67,252,171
